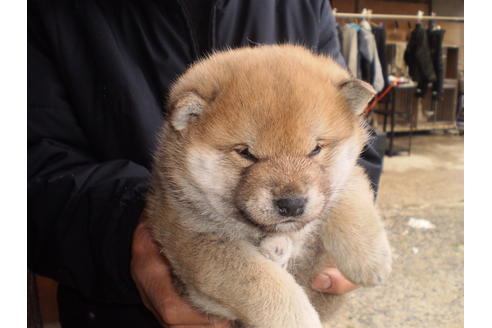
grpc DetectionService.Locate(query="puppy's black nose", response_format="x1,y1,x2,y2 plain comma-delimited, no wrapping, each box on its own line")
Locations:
275,197,306,217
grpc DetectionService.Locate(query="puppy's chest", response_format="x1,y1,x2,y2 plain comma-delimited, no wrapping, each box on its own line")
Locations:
258,231,313,269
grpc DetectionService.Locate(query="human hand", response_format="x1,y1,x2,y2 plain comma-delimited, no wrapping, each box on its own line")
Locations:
131,219,230,328
311,267,358,294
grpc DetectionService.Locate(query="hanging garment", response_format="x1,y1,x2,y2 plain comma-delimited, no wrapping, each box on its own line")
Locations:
336,24,343,56
428,27,446,98
389,42,408,77
372,24,389,89
358,20,385,92
339,23,359,76
404,23,436,97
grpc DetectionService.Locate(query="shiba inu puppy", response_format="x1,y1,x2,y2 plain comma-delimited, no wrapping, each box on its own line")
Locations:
146,44,391,328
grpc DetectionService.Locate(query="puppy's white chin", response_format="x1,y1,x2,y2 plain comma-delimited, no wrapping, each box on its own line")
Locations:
238,207,320,234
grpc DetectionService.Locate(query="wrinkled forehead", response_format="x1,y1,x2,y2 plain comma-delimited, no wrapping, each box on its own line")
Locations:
194,79,356,154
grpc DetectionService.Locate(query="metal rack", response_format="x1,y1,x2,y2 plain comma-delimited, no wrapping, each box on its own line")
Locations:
336,8,463,141
373,84,417,156
333,9,464,22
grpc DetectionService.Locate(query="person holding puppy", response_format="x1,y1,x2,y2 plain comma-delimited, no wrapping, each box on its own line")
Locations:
28,0,382,327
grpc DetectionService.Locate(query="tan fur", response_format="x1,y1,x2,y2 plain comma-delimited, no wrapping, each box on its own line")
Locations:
146,45,391,328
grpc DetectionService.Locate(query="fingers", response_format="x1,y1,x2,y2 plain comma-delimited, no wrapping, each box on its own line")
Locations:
158,285,211,324
209,317,231,328
140,249,212,324
311,267,358,294
155,287,231,326
131,221,223,325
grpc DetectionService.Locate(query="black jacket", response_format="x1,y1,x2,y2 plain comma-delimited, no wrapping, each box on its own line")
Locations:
28,0,382,325
404,23,437,97
428,27,446,97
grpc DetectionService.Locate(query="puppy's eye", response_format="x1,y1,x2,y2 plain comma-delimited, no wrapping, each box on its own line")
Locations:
235,148,258,162
309,145,322,157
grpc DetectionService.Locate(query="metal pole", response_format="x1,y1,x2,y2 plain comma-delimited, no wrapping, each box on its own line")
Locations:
334,12,464,22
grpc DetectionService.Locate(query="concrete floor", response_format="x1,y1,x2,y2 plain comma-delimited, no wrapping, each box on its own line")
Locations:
331,133,464,328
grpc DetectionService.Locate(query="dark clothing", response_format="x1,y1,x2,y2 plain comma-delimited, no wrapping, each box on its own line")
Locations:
357,21,384,92
428,28,446,98
372,24,389,89
28,0,382,326
358,28,373,87
181,0,215,55
404,23,436,97
58,286,161,328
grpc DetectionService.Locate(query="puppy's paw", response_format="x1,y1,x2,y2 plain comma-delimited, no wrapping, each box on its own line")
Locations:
339,235,392,287
259,236,293,268
358,249,392,287
287,297,324,328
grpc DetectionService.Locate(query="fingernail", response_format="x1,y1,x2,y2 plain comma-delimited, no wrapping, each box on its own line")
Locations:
312,272,332,292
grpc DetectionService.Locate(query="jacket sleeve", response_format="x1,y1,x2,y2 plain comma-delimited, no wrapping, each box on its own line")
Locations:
357,132,385,196
28,13,148,304
318,0,346,67
415,29,436,83
317,1,383,195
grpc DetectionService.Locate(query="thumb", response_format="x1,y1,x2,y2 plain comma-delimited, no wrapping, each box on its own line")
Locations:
311,272,332,293
311,267,358,294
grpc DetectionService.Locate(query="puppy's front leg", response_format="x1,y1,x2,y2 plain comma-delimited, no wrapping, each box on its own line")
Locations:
322,166,392,287
176,238,322,328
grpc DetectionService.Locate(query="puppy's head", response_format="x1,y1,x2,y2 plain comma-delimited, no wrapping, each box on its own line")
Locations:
159,45,375,233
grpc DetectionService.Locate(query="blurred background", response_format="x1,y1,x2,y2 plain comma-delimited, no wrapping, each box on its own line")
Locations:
330,1,464,327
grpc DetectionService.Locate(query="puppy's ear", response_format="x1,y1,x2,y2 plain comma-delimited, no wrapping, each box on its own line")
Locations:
169,92,207,131
339,79,376,115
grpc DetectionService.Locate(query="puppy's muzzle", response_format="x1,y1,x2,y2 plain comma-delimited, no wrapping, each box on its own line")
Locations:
274,197,307,217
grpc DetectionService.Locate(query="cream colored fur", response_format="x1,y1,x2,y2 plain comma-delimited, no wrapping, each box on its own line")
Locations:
146,45,391,328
